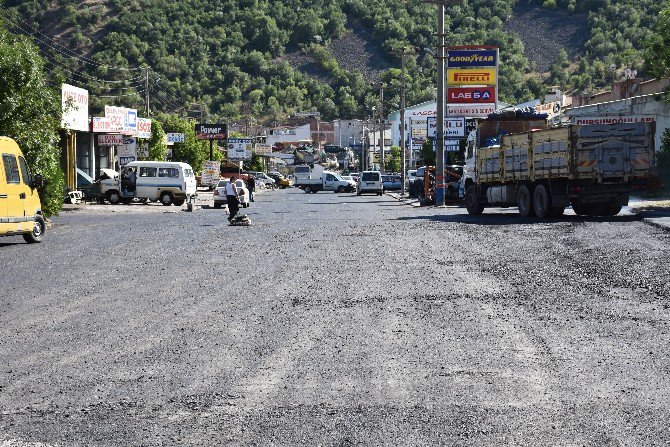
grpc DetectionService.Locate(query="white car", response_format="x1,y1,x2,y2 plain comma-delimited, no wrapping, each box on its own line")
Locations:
213,179,250,208
254,172,276,188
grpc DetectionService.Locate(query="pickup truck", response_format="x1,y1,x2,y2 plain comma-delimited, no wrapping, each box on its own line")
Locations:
295,170,356,193
463,118,658,218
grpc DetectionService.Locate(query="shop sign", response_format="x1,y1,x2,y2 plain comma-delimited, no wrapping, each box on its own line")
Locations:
427,116,467,138
446,104,496,118
447,50,497,67
118,137,137,166
61,84,89,132
254,143,273,154
196,123,227,140
166,133,185,143
447,68,497,86
92,117,113,133
227,138,252,160
136,118,152,139
97,134,124,146
447,87,496,104
571,115,656,125
105,106,137,134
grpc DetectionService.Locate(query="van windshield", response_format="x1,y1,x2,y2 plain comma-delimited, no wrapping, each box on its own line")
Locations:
184,169,194,178
362,172,380,181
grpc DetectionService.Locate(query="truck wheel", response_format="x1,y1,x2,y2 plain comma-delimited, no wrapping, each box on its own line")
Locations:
465,186,484,215
106,190,121,205
304,186,312,194
160,192,174,206
550,207,565,217
571,201,589,216
601,203,622,216
23,215,45,244
533,184,551,218
517,184,535,217
337,186,346,193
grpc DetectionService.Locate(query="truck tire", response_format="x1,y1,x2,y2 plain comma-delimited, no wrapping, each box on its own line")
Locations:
533,184,551,218
304,186,312,194
604,204,622,216
465,185,484,215
517,184,535,217
337,186,346,193
550,207,565,217
571,201,589,216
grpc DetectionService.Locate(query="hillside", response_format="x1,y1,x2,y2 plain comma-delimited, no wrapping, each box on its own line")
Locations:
0,0,664,122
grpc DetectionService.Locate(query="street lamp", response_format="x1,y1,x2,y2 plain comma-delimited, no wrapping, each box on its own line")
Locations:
371,82,387,173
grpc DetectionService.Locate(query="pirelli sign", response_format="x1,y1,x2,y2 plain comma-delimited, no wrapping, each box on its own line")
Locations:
447,68,497,86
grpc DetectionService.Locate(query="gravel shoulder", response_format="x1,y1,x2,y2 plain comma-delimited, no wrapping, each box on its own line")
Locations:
1,188,669,445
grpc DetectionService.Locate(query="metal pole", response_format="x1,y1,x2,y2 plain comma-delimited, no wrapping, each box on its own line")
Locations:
145,67,150,118
379,85,385,174
372,115,376,171
400,53,407,195
435,1,446,206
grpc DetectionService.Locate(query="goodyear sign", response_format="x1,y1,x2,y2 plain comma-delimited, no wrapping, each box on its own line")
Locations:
447,50,497,67
448,68,497,86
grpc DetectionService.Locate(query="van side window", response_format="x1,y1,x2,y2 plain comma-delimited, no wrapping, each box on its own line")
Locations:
326,174,335,181
2,154,20,184
18,156,31,185
139,167,157,177
159,167,179,178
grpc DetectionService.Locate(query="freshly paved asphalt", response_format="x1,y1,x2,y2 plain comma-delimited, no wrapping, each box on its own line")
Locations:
1,188,669,446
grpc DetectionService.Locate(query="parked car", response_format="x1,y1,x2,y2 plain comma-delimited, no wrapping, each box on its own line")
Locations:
357,171,383,196
382,174,402,191
213,179,250,208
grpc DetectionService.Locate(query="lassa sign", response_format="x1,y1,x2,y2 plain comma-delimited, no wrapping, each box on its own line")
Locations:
447,87,496,104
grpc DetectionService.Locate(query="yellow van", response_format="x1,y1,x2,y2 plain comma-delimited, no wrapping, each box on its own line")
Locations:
0,137,45,243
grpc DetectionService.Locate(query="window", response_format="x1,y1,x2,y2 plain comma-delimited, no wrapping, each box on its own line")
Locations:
139,167,157,177
2,154,20,184
158,167,179,178
325,174,335,181
18,156,31,185
184,169,194,178
362,172,380,182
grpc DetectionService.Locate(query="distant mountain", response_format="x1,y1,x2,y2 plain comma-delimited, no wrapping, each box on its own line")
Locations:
1,0,662,122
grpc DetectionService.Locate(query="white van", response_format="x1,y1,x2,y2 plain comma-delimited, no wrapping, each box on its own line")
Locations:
357,170,383,196
100,161,196,206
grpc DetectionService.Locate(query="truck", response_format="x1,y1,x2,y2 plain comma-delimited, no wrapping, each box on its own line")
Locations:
463,117,658,218
295,170,356,193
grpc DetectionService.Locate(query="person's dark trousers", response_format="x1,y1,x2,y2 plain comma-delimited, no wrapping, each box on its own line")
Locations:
249,190,254,202
227,195,240,221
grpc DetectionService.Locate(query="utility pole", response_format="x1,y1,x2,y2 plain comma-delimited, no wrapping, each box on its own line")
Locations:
379,84,385,174
144,67,150,118
390,47,418,195
422,0,459,206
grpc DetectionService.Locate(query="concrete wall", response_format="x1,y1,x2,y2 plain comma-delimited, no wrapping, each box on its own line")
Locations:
564,93,670,151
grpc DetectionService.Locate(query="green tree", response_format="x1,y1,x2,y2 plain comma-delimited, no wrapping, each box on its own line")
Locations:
419,140,435,166
387,146,401,173
160,115,211,172
658,128,670,190
0,26,64,216
644,6,670,78
243,151,264,172
149,120,168,161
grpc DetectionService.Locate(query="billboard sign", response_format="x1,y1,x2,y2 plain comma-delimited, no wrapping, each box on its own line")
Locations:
432,139,462,152
447,87,496,104
447,50,497,67
227,138,252,160
447,68,497,86
97,134,124,146
105,106,138,134
427,116,467,138
166,133,185,143
136,118,152,139
446,104,496,118
254,143,273,154
118,137,137,166
92,117,113,133
196,124,227,140
572,115,655,125
61,84,89,132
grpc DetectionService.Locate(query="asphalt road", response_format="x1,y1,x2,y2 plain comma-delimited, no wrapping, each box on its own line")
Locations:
1,188,670,446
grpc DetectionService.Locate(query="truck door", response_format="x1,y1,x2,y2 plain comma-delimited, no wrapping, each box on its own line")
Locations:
137,166,157,198
324,173,337,190
1,153,24,232
17,156,38,223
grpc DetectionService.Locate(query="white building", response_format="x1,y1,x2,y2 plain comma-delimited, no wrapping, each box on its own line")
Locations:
564,93,670,151
265,123,312,147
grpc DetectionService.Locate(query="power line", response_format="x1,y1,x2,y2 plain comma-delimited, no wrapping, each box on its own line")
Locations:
0,4,141,72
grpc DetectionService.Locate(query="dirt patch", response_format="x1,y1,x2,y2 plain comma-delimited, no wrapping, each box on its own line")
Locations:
504,4,589,73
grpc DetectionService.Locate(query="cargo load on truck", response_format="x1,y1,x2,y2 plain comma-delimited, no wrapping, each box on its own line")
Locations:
463,119,658,218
